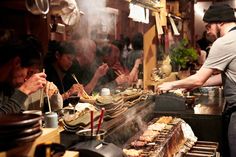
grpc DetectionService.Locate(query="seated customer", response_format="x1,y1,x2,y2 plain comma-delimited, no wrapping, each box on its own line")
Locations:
11,35,63,112
98,43,143,86
22,41,62,111
44,40,84,105
70,38,129,93
126,32,143,71
0,36,47,115
69,38,110,94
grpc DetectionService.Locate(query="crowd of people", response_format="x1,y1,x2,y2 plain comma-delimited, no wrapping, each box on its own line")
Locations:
0,30,143,115
1,3,236,156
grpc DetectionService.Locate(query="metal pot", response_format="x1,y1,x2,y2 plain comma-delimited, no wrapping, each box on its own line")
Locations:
25,0,49,15
198,86,221,97
76,129,106,142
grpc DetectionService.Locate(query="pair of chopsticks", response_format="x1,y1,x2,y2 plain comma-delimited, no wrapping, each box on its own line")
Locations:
46,81,52,113
71,73,90,99
39,69,52,112
71,73,79,84
114,69,123,76
90,108,105,137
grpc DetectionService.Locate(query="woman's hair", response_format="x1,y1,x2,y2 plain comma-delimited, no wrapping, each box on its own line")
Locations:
44,40,76,64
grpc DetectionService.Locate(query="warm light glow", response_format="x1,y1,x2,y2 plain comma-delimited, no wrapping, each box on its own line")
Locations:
194,3,204,17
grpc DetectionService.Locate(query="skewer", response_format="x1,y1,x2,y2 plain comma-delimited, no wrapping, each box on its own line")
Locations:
90,110,94,137
96,108,105,135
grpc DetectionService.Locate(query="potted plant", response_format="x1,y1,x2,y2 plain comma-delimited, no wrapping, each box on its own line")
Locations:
169,38,198,71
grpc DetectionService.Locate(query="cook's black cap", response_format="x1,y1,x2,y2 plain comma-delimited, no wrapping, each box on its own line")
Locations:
203,4,236,23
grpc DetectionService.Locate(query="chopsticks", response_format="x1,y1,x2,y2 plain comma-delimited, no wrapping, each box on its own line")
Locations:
41,68,52,113
96,108,105,135
71,73,79,84
90,110,94,137
71,73,90,99
45,81,52,113
39,69,45,108
114,69,123,76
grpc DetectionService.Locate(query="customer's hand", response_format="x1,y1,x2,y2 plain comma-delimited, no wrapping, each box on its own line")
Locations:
68,83,84,96
44,81,59,97
115,74,129,85
19,72,47,95
94,63,109,79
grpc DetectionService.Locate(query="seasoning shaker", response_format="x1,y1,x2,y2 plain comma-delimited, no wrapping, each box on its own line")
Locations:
44,112,58,128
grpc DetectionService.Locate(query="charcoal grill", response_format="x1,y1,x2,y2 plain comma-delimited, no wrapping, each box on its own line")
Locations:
61,94,224,156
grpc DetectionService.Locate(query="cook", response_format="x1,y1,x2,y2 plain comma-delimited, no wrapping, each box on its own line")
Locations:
157,4,236,157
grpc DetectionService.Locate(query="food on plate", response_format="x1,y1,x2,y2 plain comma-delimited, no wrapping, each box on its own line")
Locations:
77,85,91,99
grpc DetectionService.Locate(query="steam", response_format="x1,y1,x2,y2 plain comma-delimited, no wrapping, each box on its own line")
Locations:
125,103,154,132
74,0,116,40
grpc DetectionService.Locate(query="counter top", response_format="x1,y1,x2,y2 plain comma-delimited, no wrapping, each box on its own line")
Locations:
155,94,226,116
60,97,154,148
61,94,226,149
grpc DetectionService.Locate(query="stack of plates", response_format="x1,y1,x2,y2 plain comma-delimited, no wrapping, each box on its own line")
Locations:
0,113,42,151
62,105,101,133
95,96,127,120
63,111,100,133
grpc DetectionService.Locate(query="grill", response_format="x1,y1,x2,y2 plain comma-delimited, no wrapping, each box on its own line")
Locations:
61,94,224,157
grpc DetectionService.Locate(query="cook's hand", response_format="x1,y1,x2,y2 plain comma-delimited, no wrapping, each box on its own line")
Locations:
115,74,129,85
95,63,109,78
156,82,174,93
44,81,59,97
19,72,47,95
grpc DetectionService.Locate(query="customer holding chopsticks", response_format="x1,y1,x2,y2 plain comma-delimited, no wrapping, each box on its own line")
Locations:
44,40,85,106
0,33,46,115
97,43,143,86
69,38,110,94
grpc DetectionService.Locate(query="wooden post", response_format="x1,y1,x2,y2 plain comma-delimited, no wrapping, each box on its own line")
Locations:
143,25,157,90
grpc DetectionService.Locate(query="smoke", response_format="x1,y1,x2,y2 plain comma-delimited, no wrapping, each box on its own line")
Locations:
125,103,155,132
74,0,116,40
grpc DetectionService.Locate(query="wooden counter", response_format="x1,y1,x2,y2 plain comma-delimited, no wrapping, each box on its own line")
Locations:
60,97,155,148
59,92,226,155
0,128,60,157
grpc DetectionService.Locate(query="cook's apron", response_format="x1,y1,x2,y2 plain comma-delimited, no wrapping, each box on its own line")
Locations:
222,71,236,157
220,26,236,157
